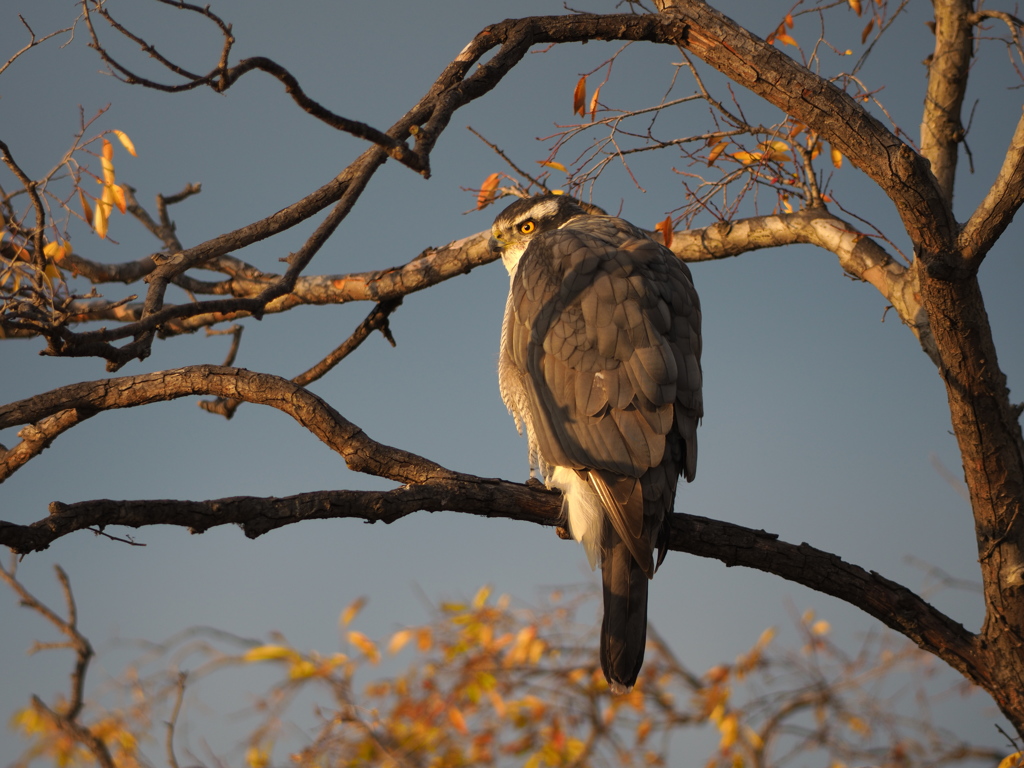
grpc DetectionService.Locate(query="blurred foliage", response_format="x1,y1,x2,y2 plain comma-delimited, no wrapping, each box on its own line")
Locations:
4,564,1007,768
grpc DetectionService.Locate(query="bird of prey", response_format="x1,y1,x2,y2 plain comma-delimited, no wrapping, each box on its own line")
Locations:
490,193,702,693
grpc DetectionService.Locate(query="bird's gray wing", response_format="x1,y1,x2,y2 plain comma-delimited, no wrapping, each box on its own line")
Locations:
508,219,702,574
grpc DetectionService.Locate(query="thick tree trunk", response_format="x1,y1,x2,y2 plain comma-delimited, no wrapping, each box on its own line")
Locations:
918,260,1024,731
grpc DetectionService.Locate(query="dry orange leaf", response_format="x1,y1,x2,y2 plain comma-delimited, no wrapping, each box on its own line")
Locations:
537,160,567,172
102,138,114,162
416,626,433,652
477,172,500,210
775,33,798,47
448,706,469,735
111,184,127,215
849,0,862,14
707,140,728,165
572,76,586,117
78,189,93,226
654,216,673,249
636,718,653,745
830,144,843,168
589,84,601,121
347,631,380,664
861,18,874,44
785,12,794,28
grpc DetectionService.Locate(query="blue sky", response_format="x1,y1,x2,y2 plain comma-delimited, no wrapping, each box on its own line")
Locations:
2,0,1022,761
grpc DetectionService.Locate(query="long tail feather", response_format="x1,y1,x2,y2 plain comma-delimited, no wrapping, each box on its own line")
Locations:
600,520,649,694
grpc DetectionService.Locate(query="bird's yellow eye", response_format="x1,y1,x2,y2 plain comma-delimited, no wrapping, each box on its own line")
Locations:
518,220,536,235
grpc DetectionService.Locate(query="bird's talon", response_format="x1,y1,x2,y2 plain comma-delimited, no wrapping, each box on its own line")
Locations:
555,526,573,540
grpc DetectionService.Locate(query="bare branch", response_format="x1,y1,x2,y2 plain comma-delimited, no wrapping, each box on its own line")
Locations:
0,485,983,707
0,16,75,78
664,209,937,362
959,108,1024,262
652,0,958,260
0,408,96,482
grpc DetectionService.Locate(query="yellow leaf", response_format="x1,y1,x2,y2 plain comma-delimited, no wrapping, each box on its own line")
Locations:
477,172,500,210
719,713,739,749
246,745,270,768
11,706,48,735
472,584,492,609
100,155,115,185
112,129,137,157
755,627,776,648
387,628,412,654
744,725,764,749
289,658,317,679
43,263,63,284
589,84,602,120
348,630,380,664
707,140,728,165
243,644,296,662
572,76,587,116
102,138,114,162
812,619,831,635
782,196,793,213
94,199,109,240
341,596,367,627
849,0,862,15
998,752,1024,768
43,241,65,261
527,637,546,664
537,160,568,173
709,702,726,725
731,151,762,165
830,145,843,168
775,33,798,47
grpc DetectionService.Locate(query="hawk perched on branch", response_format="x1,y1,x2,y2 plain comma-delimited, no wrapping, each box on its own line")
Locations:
490,194,702,693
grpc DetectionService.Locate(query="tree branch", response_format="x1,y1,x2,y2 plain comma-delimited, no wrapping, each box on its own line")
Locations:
0,365,454,484
959,108,1024,262
920,0,974,207
0,481,983,699
652,0,959,260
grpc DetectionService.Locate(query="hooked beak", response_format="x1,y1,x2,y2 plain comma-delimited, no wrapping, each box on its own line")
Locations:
489,234,505,259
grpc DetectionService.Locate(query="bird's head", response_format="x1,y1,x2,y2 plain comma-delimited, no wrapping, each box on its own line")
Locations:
489,194,587,274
